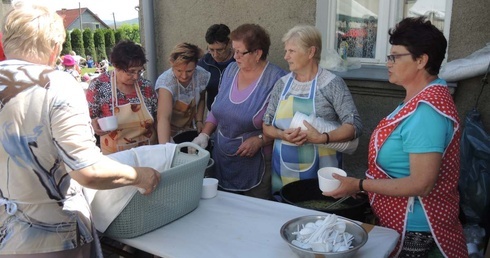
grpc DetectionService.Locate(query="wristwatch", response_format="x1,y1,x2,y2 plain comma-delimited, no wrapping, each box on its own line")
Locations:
258,134,264,147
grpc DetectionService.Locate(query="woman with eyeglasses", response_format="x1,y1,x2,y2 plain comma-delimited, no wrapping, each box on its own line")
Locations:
86,40,158,154
191,24,286,200
322,17,467,258
197,24,235,111
263,25,362,194
155,42,210,143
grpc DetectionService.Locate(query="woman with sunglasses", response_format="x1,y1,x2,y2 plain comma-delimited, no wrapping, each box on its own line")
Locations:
155,42,210,143
192,24,286,200
86,40,158,154
197,24,235,111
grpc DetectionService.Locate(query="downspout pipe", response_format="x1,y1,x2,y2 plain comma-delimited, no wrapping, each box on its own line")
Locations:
141,0,157,86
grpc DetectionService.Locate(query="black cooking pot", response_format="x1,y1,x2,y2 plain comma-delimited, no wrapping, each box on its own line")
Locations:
173,130,199,145
173,130,212,152
173,130,214,177
280,178,370,222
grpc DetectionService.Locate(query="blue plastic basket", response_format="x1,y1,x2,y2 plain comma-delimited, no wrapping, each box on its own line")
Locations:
104,142,210,239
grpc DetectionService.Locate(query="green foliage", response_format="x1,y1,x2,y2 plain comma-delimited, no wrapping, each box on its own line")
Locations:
61,30,72,56
70,29,85,57
118,24,140,43
114,29,128,44
83,29,96,60
104,29,116,60
67,26,140,62
94,29,107,62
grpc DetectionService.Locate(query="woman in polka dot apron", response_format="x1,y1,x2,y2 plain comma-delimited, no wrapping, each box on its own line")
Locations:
321,17,467,258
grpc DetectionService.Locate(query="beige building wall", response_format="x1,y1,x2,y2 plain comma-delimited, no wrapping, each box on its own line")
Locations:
150,0,315,72
0,1,13,29
144,0,490,177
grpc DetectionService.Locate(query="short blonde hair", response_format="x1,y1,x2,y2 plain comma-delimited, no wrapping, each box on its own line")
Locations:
2,2,65,62
168,42,203,67
282,25,322,63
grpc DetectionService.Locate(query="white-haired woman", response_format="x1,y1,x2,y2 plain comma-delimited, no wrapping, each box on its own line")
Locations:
0,3,159,257
263,25,362,192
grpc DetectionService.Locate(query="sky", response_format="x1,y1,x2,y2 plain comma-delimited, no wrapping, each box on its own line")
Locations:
19,0,139,22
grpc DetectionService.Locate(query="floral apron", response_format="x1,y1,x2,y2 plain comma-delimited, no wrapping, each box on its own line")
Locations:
366,84,467,258
272,73,339,191
171,80,197,136
100,73,157,154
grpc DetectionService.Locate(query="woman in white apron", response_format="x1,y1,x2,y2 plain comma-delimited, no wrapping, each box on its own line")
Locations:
263,25,362,193
86,41,158,155
155,42,210,144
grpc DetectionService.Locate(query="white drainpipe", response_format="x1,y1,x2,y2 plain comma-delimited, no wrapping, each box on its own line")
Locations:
141,0,157,85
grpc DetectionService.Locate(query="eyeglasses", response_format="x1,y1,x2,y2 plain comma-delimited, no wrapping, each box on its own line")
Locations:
233,49,253,57
386,53,412,63
124,69,145,77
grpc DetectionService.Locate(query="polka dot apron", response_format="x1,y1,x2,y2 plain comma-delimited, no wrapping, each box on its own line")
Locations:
366,84,467,258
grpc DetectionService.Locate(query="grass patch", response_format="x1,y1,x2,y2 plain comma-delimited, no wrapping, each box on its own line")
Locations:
81,67,114,75
81,68,97,74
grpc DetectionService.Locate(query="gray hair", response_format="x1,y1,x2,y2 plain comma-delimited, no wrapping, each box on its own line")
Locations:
282,25,322,63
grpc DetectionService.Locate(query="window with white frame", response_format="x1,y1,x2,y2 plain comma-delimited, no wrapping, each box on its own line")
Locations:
316,0,452,66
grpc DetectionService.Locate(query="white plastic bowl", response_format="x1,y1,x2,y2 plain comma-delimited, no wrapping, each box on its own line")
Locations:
317,167,347,192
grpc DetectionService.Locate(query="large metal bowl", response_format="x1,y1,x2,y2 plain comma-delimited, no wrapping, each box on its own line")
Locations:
280,215,368,258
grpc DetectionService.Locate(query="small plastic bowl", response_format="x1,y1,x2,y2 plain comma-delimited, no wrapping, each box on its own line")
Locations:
98,116,118,131
317,167,347,192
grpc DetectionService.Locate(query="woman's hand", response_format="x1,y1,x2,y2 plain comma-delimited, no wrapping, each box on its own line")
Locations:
302,121,326,144
236,136,262,157
321,173,360,199
91,118,110,136
282,127,307,145
134,167,161,195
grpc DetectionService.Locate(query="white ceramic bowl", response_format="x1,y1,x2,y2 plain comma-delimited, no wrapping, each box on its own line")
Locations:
317,167,347,192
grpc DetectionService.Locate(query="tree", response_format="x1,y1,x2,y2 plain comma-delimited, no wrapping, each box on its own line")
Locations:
83,28,96,60
94,29,106,62
61,30,72,56
118,24,140,43
114,29,128,44
104,29,116,60
70,29,85,57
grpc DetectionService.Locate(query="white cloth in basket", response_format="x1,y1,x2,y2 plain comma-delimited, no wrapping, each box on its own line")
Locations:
83,144,177,232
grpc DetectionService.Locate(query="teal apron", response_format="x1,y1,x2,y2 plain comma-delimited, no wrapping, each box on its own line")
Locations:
271,73,339,192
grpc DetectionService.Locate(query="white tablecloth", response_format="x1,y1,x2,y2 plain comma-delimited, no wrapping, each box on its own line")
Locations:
117,191,399,258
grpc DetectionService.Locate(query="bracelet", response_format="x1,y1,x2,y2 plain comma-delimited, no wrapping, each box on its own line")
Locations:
323,132,330,144
359,179,365,192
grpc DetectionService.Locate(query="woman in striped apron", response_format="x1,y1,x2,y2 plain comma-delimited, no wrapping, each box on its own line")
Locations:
263,25,362,193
